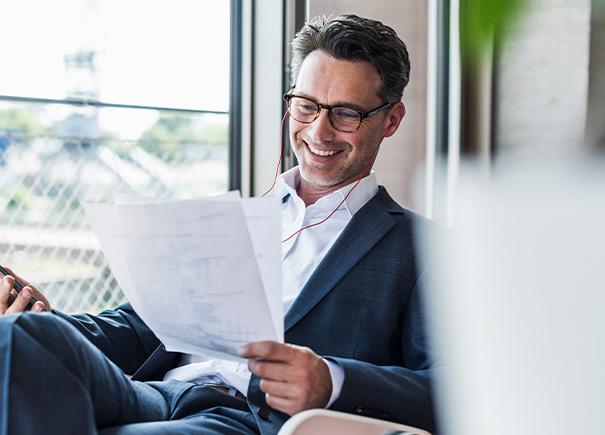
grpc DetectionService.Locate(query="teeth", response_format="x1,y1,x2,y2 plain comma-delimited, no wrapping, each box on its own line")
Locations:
308,144,339,157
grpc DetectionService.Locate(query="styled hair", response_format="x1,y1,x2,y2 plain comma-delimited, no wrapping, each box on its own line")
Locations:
290,14,411,103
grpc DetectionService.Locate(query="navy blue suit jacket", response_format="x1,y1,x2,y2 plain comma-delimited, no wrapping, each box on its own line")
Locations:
56,187,436,433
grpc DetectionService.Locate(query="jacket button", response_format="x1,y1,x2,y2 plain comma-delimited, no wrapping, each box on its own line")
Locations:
258,408,271,421
355,406,364,414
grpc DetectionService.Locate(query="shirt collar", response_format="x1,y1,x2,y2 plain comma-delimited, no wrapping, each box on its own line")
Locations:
275,166,300,204
275,166,378,217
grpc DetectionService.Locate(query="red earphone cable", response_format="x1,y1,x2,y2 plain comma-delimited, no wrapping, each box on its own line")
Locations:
261,112,289,197
261,111,371,244
280,176,363,243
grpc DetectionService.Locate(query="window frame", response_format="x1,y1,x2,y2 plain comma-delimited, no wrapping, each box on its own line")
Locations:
0,1,242,190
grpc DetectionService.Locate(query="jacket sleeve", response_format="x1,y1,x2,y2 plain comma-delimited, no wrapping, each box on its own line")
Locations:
327,267,437,433
327,360,435,431
53,303,161,375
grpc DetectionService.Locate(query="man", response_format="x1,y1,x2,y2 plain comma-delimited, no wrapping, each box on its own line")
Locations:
0,14,436,435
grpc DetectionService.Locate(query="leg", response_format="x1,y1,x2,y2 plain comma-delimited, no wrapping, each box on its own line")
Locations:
0,313,172,435
100,386,259,434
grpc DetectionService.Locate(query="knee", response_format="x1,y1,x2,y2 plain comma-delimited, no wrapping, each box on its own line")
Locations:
12,312,79,346
0,313,73,365
8,312,95,374
0,313,24,335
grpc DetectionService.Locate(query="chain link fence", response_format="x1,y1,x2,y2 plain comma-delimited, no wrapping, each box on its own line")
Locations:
0,111,228,314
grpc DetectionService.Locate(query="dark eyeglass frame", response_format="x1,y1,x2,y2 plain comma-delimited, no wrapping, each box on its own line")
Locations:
283,93,394,133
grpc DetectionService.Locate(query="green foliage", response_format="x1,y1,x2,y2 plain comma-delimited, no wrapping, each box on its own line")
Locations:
203,122,228,145
138,115,228,159
460,0,527,63
138,116,196,159
5,186,33,211
0,107,45,137
69,198,81,210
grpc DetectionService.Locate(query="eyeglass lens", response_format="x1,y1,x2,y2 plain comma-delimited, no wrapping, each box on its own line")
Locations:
288,97,361,132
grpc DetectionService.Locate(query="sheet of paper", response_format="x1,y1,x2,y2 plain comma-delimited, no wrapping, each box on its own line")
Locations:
85,196,281,362
113,191,241,205
111,191,282,339
241,197,283,341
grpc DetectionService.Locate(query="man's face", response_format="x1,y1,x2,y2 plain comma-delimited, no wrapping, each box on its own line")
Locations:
289,50,404,192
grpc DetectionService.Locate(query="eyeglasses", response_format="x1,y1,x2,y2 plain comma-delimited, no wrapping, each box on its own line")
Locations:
283,94,393,133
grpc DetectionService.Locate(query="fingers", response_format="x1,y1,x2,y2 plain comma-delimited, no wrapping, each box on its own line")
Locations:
32,301,47,312
2,266,29,288
0,275,41,314
5,286,34,314
264,393,298,416
246,344,333,413
239,341,298,361
0,275,14,312
241,340,332,413
243,342,311,383
2,267,51,311
259,379,296,399
258,376,302,415
248,360,291,382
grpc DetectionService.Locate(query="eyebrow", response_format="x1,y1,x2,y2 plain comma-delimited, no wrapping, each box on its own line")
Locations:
293,91,372,112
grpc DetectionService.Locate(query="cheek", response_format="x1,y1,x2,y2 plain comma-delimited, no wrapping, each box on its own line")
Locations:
290,127,314,161
357,129,382,154
289,125,304,149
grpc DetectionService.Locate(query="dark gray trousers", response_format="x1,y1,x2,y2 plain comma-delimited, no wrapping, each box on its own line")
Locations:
0,313,258,435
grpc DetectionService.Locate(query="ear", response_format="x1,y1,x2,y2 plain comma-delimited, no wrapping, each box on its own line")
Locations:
383,102,406,138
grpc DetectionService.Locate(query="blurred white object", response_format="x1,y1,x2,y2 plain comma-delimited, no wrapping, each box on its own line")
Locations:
427,160,605,435
278,409,430,435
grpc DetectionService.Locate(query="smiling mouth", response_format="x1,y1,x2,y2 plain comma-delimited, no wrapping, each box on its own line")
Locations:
305,142,344,157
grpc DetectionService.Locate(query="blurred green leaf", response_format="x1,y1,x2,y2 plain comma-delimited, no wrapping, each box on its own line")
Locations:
138,116,194,159
460,0,527,63
0,107,46,136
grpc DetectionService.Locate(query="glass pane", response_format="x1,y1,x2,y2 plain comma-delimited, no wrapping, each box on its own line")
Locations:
0,0,230,111
0,101,228,312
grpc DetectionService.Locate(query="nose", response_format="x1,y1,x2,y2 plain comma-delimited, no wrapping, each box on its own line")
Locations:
306,108,335,143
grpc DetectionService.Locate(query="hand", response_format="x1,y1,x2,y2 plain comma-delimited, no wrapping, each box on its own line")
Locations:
0,267,50,314
240,341,332,416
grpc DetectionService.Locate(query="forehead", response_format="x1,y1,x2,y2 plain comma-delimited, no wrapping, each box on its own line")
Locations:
294,50,383,106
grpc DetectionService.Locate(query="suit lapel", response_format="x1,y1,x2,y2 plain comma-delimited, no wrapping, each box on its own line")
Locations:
284,187,402,331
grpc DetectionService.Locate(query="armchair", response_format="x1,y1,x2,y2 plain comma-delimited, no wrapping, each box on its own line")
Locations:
278,409,431,435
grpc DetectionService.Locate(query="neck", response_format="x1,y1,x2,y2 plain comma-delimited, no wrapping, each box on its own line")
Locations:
296,175,366,207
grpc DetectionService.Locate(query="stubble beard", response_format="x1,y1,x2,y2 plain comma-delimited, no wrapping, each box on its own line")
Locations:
299,158,368,190
294,131,381,190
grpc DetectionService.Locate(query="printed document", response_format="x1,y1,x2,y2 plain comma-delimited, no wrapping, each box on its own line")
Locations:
85,194,282,362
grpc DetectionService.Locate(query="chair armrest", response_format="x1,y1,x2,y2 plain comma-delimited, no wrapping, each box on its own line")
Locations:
278,409,431,435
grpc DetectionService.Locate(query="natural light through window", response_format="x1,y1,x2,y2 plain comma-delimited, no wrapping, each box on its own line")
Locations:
0,0,233,313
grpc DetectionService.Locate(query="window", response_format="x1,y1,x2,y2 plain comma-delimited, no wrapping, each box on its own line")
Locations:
0,0,236,313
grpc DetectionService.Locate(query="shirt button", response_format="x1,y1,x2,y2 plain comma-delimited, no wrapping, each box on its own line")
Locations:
258,407,271,421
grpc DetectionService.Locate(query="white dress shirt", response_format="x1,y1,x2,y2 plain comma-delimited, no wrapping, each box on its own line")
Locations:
164,167,379,408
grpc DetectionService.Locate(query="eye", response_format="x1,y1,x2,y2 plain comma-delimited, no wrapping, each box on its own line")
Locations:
294,100,318,113
300,103,317,111
333,107,360,120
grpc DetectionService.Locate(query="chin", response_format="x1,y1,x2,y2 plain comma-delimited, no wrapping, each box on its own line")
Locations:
300,171,344,189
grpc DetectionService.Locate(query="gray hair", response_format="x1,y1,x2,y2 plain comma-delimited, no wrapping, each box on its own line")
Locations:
290,14,411,103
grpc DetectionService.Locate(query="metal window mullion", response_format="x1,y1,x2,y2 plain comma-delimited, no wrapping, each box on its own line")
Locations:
281,0,307,173
447,0,461,227
229,0,244,191
0,95,228,116
427,0,451,223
